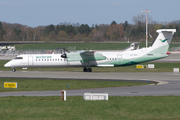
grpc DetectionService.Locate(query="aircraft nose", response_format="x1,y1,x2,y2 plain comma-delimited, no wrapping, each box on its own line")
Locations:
4,62,12,67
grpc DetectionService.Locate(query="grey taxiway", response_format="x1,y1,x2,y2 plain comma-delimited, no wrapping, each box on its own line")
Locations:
0,71,180,97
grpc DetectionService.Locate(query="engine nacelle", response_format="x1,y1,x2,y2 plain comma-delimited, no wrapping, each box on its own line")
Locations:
61,54,67,58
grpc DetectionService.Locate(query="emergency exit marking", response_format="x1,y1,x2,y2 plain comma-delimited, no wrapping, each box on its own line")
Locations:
4,82,17,88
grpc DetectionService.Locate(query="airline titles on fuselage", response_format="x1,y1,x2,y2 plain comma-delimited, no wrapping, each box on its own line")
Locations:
35,55,66,62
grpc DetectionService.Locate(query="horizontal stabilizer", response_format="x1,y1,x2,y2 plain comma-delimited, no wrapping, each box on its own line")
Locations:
156,29,176,33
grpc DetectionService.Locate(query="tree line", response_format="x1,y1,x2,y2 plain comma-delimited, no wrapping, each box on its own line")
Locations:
0,14,180,42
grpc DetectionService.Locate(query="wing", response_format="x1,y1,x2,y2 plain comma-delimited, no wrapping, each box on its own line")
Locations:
67,51,106,63
80,50,95,55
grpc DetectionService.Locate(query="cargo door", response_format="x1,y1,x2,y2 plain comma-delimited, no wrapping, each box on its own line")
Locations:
28,56,33,66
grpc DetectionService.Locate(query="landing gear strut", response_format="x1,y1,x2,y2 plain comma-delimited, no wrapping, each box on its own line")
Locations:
12,68,16,72
83,67,92,72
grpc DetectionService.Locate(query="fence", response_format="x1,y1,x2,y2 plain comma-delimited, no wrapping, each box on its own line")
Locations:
171,47,180,51
0,49,67,57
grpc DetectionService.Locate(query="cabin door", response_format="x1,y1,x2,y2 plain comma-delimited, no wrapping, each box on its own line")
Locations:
117,54,122,65
28,56,33,66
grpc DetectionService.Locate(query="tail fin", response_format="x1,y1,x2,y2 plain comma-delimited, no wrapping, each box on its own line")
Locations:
151,29,176,54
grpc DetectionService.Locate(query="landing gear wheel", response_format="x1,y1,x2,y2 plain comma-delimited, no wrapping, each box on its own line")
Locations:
83,67,87,72
87,68,92,72
83,67,92,72
12,68,16,72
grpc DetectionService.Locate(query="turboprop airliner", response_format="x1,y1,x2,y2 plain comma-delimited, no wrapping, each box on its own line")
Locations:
4,29,176,72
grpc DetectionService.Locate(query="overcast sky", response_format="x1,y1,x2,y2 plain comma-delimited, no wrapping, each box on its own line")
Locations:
0,0,179,27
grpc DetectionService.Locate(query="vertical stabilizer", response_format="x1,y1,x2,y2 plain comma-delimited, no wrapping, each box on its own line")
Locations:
151,29,176,54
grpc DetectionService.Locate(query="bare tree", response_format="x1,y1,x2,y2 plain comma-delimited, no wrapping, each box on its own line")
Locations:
89,29,104,41
106,24,124,40
132,14,152,26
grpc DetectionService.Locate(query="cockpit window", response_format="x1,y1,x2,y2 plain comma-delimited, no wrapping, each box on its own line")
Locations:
14,57,23,60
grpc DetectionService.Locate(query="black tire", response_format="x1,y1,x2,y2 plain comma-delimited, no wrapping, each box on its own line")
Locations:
12,68,16,72
83,68,87,72
87,68,92,72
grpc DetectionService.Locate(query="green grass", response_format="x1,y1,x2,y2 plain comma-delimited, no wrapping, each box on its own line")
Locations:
1,60,180,72
12,43,180,50
0,96,180,120
0,60,9,71
0,78,150,92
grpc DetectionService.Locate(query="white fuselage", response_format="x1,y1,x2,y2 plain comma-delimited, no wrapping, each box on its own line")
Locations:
4,46,165,68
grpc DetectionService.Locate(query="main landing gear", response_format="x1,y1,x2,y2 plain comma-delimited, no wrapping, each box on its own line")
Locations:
12,68,16,72
83,67,92,72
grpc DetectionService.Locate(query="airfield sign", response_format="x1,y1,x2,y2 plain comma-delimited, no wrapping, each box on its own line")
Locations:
4,82,17,88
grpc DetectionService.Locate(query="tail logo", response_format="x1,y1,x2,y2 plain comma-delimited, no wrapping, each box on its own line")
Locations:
159,39,168,42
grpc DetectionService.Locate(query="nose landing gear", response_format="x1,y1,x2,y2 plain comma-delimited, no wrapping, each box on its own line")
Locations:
12,68,16,72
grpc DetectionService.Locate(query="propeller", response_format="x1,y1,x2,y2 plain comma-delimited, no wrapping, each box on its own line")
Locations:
61,48,67,58
60,49,68,65
60,48,69,65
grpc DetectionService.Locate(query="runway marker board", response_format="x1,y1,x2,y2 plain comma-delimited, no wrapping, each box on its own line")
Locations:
136,65,144,69
4,82,17,88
